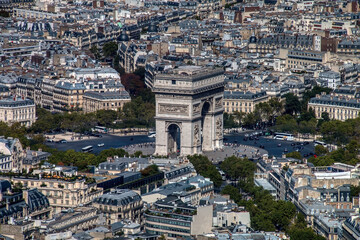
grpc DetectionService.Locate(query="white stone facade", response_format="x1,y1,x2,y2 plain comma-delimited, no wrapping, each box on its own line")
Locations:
153,66,225,156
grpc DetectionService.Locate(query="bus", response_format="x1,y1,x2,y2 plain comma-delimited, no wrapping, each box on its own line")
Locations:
273,133,294,141
314,141,327,147
82,145,93,153
93,126,108,133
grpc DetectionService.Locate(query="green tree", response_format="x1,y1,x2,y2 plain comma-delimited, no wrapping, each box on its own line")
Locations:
223,113,239,128
187,154,222,187
350,185,360,200
221,185,242,203
243,112,260,128
90,45,101,59
221,156,256,182
119,97,155,128
274,114,298,134
140,165,159,177
284,93,301,115
314,145,328,156
286,151,302,160
298,118,317,135
96,110,118,127
102,42,118,58
134,67,145,80
268,97,284,124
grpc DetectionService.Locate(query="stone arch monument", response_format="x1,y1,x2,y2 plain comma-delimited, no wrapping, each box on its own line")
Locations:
153,66,225,156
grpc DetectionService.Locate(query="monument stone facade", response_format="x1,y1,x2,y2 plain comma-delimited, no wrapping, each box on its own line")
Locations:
153,66,225,156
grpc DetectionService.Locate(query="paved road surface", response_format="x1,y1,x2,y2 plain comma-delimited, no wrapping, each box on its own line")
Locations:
46,131,314,158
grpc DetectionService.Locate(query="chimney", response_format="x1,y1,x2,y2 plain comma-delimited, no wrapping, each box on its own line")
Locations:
38,148,42,152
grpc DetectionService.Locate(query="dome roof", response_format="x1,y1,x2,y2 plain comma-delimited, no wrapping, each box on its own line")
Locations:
148,24,158,33
0,180,11,193
249,35,257,43
117,32,129,42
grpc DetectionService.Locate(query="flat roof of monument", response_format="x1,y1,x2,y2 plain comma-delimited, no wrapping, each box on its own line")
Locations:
155,66,224,82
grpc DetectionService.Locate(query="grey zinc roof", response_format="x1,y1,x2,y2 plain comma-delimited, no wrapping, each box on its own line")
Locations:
0,97,34,107
309,95,360,109
94,189,141,206
55,82,86,90
84,91,130,100
224,91,267,100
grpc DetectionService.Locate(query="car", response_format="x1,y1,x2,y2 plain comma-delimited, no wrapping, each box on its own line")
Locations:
59,139,67,143
303,154,309,157
243,137,248,141
291,143,295,146
296,142,301,145
259,145,265,149
46,139,54,142
284,148,288,152
277,143,282,147
304,141,310,145
309,152,314,156
98,143,105,147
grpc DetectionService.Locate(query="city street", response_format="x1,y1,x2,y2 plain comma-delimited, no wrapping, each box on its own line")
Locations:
46,131,315,158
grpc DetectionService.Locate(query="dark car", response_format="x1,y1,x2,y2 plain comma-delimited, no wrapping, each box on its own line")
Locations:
291,143,295,146
304,141,310,145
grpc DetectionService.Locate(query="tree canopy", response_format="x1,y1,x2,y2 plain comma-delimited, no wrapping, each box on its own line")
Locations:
187,154,222,187
102,42,118,58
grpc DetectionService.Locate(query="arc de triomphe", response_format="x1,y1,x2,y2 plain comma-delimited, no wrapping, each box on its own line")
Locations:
153,66,225,156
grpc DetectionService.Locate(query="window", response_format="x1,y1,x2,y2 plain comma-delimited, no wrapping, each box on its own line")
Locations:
172,80,176,85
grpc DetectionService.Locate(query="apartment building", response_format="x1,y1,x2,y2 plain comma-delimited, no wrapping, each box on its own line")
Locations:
279,49,331,69
342,216,360,240
223,91,268,113
93,189,143,225
46,207,98,233
0,96,35,127
144,196,213,239
248,34,317,54
308,93,360,120
16,68,130,113
0,176,103,213
83,91,131,113
0,137,24,171
53,82,86,112
337,39,360,54
317,71,341,89
118,41,148,73
0,185,51,224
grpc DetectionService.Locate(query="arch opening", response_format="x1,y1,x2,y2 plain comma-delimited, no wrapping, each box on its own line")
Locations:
201,102,212,151
167,124,181,156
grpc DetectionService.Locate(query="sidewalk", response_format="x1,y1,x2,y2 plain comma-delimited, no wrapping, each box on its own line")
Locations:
44,132,97,142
